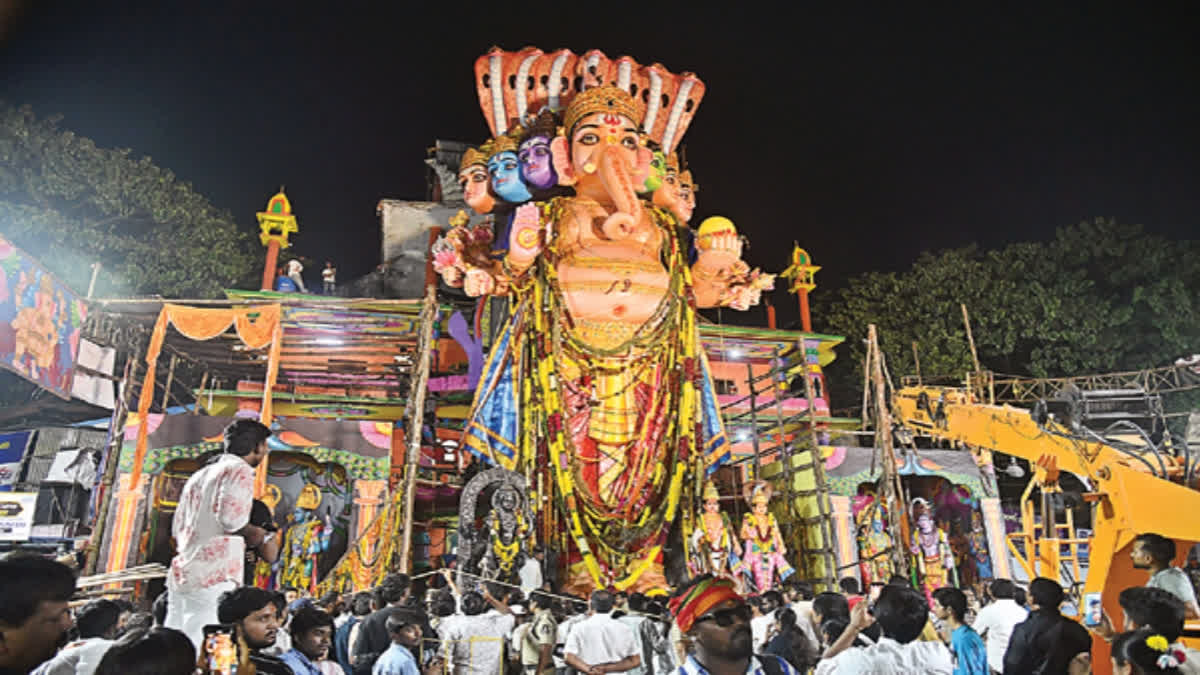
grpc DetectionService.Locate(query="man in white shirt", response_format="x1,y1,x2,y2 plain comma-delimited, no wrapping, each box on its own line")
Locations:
31,598,122,675
518,547,544,597
617,594,649,675
565,590,641,674
970,579,1028,674
165,419,272,648
783,580,821,651
750,591,781,654
553,600,588,672
1133,532,1200,619
817,585,953,674
439,587,515,674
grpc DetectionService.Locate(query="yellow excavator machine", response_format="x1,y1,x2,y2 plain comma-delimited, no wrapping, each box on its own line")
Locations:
893,385,1200,672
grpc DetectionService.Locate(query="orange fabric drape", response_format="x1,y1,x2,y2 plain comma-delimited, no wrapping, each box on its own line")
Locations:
130,304,283,492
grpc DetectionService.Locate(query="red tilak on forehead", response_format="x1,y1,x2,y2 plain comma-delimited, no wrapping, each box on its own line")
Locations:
602,113,621,126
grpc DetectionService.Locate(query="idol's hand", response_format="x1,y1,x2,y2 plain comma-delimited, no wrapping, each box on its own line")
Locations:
696,231,743,268
463,267,496,297
506,203,543,274
439,266,464,288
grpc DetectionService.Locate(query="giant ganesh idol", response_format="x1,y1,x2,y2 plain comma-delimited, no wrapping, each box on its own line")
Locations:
436,48,773,593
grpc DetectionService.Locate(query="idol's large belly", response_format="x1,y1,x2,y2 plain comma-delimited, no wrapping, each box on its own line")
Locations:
556,249,669,330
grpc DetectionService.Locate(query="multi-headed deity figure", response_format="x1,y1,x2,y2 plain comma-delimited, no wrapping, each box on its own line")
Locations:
438,47,774,593
690,481,742,587
739,482,794,592
910,497,953,605
280,484,332,595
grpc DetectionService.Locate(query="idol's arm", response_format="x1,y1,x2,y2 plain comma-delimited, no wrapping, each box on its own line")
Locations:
690,232,743,308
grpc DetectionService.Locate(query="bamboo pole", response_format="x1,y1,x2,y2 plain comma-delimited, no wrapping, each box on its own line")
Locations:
860,345,871,432
192,371,208,414
83,359,133,575
160,354,177,410
397,286,437,573
868,325,909,574
747,362,761,481
961,303,981,374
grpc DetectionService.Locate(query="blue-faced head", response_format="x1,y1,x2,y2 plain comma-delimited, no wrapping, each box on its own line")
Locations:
487,150,532,203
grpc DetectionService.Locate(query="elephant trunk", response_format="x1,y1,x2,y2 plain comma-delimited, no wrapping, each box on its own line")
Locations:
597,144,642,240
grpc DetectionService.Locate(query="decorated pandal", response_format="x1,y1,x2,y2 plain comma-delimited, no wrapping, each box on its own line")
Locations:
823,447,1010,598
90,46,836,599
435,46,777,594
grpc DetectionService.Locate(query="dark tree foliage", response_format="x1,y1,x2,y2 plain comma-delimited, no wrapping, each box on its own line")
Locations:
0,103,258,298
815,218,1200,410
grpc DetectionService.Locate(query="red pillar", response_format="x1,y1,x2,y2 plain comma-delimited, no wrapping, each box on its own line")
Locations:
261,239,280,291
799,288,812,332
767,301,777,330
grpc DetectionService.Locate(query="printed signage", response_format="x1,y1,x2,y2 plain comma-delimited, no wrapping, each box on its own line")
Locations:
0,492,37,541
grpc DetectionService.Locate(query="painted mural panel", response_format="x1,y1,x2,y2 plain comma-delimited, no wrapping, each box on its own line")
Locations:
0,235,87,399
119,414,392,481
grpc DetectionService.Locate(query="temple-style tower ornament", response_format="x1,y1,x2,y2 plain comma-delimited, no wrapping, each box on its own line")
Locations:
257,189,299,290
781,244,820,332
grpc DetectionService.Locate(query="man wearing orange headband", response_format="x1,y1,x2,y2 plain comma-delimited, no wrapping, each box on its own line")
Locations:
668,576,801,674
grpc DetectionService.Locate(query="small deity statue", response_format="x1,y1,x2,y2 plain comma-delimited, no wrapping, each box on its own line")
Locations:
910,498,953,604
854,495,894,586
739,482,794,592
251,484,283,589
280,484,332,595
479,484,531,584
689,481,742,586
968,510,993,581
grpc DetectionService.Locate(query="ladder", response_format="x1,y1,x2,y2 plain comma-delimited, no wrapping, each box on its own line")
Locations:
719,341,839,591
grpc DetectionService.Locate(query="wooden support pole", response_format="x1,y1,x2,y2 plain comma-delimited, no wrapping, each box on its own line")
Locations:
860,344,872,432
83,359,133,576
192,371,209,415
802,351,837,590
747,361,761,481
398,286,437,573
160,354,177,410
868,325,909,574
961,303,981,374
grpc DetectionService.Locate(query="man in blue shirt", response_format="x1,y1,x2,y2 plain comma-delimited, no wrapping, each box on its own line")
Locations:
373,610,440,675
281,606,335,675
932,587,988,675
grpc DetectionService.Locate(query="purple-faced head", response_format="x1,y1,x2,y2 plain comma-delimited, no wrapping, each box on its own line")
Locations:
518,135,557,190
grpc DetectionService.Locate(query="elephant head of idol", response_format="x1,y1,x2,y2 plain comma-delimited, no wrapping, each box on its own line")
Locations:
550,86,653,240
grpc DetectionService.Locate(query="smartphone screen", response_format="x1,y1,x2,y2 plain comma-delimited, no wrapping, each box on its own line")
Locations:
202,623,240,675
1082,592,1102,627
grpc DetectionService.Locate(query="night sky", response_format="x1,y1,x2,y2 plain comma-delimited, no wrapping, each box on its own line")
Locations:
2,3,1197,328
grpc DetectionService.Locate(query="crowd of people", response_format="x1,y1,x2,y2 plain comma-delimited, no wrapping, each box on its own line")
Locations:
3,418,1199,675
5,545,1200,675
